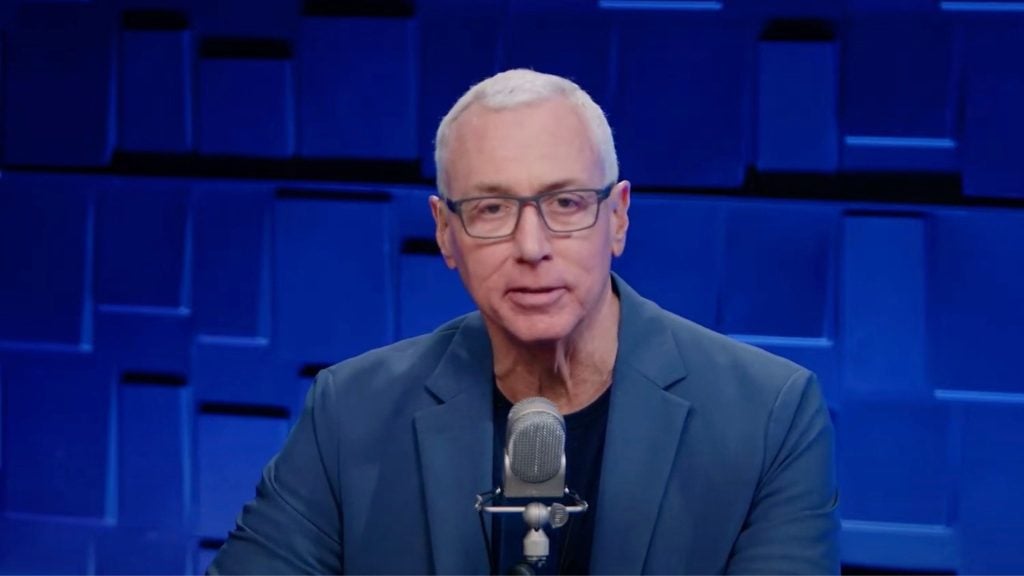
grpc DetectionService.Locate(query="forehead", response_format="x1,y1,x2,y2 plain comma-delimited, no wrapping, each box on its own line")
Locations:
445,97,603,195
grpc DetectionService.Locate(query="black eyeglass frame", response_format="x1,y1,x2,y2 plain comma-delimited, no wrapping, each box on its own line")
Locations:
443,183,616,239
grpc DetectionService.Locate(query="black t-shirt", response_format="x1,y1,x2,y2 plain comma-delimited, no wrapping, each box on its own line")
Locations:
491,386,611,575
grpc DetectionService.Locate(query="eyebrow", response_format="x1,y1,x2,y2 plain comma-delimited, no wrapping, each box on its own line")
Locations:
468,179,592,197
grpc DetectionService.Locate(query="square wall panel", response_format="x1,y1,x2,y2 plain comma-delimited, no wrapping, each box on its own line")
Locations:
838,400,952,526
198,58,295,158
718,203,836,338
757,41,838,172
95,184,190,309
0,176,93,348
3,354,113,519
0,518,97,574
274,193,395,368
841,214,928,401
613,15,753,187
297,18,417,159
612,195,723,328
928,210,1024,394
196,413,289,538
193,185,272,338
119,29,192,153
3,5,115,166
398,253,474,339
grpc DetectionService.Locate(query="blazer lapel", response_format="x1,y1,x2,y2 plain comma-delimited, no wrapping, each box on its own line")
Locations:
590,276,692,574
414,314,495,575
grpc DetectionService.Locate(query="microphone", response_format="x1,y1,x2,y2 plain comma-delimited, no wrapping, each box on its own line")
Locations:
503,397,566,499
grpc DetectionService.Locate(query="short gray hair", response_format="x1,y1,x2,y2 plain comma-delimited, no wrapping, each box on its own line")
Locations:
433,69,618,197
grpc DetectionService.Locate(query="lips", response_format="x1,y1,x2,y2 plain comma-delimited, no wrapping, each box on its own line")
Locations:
506,286,567,308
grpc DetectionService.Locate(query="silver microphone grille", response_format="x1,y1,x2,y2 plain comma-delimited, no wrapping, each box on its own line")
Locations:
507,397,565,484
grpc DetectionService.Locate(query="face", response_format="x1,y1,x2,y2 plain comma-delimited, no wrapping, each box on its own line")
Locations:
430,96,630,346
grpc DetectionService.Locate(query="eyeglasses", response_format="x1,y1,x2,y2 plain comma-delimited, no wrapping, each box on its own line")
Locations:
444,184,614,239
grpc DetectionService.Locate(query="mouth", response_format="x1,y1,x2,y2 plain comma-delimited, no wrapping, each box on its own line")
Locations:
506,286,567,308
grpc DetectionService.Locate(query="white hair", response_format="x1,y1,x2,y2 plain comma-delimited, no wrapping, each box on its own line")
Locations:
433,69,618,197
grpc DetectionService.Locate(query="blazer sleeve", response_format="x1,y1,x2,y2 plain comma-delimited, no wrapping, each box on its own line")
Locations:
207,370,345,574
725,370,841,575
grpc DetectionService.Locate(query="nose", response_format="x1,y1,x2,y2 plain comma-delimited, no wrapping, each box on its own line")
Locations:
512,202,552,264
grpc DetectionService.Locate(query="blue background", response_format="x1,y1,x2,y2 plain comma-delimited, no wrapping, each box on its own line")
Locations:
1,0,1022,573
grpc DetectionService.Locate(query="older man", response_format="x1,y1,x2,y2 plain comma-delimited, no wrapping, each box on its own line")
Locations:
209,69,839,574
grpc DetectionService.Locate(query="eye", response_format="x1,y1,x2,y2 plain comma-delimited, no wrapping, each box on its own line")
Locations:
546,192,588,212
470,199,513,217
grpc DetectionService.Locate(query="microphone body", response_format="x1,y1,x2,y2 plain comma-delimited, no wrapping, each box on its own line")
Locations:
503,397,567,498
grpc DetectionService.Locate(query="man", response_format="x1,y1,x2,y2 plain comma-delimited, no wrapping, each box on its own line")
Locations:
209,69,839,574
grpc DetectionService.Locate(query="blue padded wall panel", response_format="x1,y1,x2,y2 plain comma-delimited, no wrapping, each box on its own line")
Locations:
193,0,299,38
0,176,92,348
757,41,838,172
274,196,394,368
929,211,1024,394
95,185,190,309
95,311,191,375
193,185,271,338
841,18,957,172
3,355,112,519
0,518,96,574
961,20,1024,199
3,5,115,166
611,195,723,328
297,18,417,160
417,2,502,177
500,10,612,108
118,384,190,529
191,340,276,407
955,402,1024,573
613,16,752,187
198,59,295,158
718,204,836,338
119,30,192,153
196,414,288,538
838,401,952,526
398,256,475,339
95,529,192,574
841,215,928,401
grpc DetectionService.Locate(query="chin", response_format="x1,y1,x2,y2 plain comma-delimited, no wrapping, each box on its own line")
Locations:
497,312,581,346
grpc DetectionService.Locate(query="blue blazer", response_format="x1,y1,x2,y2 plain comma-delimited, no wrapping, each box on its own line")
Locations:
209,275,839,574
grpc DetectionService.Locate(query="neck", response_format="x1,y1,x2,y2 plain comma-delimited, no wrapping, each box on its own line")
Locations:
490,281,620,414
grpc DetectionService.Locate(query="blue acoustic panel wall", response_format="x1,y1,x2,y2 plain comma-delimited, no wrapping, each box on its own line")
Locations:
841,214,928,401
500,7,612,108
95,184,191,310
0,518,97,574
191,184,275,405
193,0,299,38
198,57,295,158
954,401,1024,573
398,254,475,339
961,19,1024,199
611,194,723,328
718,204,836,338
929,210,1024,394
3,354,113,519
841,18,957,172
417,0,503,177
757,40,838,172
297,17,417,159
0,176,93,349
3,5,115,166
274,193,395,370
196,414,289,538
729,0,842,17
837,401,952,527
95,529,192,575
613,15,753,187
95,311,191,375
118,382,191,529
119,29,193,153
193,185,271,338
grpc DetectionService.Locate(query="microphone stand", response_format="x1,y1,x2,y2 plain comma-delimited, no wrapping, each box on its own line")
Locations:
475,488,588,574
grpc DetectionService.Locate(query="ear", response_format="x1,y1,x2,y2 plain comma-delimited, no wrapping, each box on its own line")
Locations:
609,180,630,258
430,195,458,269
